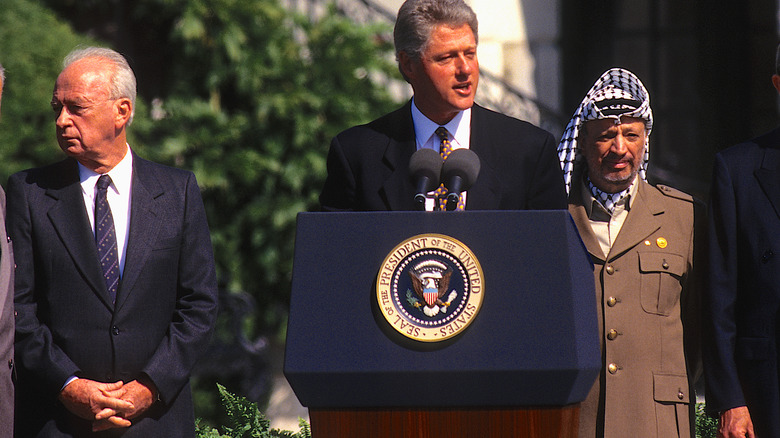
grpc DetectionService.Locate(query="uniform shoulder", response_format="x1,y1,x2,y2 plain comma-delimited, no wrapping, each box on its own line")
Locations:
653,184,694,203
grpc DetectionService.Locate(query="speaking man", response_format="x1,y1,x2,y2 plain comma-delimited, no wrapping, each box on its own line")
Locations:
319,0,566,212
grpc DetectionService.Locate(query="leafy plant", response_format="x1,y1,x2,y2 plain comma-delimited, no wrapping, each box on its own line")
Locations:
695,402,718,438
196,384,311,438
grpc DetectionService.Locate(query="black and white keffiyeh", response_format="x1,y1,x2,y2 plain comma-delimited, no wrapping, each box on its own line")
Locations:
557,68,653,195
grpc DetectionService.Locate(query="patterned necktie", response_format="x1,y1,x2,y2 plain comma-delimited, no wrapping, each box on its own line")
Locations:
95,175,120,304
434,127,465,211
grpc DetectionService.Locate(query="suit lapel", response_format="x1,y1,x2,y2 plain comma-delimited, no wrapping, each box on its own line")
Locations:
115,157,163,311
755,146,780,221
466,105,500,210
607,181,662,260
379,102,417,210
46,163,113,309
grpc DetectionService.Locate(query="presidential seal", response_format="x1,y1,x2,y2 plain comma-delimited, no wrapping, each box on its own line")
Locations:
376,234,484,342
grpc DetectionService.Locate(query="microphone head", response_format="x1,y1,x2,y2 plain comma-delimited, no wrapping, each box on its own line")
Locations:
409,148,443,193
441,148,481,191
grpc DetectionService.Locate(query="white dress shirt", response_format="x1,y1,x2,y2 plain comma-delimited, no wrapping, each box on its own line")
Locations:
411,98,472,211
78,145,133,276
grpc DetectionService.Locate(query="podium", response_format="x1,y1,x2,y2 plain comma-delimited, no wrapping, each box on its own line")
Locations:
284,211,599,437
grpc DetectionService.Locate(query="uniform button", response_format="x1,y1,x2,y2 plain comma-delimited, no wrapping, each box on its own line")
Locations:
677,390,685,400
605,265,615,275
607,296,617,307
662,261,669,269
111,326,120,335
607,363,619,374
607,329,618,340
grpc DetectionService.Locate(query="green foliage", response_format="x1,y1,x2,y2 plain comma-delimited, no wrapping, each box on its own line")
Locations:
131,0,400,336
0,0,97,181
696,403,718,438
196,384,311,438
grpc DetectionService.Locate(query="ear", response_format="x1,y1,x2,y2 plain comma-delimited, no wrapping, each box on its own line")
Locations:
772,74,780,94
114,98,133,128
398,51,418,82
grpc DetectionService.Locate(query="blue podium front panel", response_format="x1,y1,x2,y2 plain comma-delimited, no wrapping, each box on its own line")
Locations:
284,211,598,408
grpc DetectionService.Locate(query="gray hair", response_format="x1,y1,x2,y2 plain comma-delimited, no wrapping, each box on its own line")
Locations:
394,0,478,73
63,47,137,125
0,63,5,91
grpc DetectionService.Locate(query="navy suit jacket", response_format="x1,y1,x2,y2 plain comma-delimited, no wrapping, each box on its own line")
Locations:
704,126,780,437
8,154,219,437
319,102,567,211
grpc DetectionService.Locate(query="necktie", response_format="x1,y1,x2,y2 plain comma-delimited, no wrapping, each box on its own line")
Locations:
95,175,120,304
434,127,465,211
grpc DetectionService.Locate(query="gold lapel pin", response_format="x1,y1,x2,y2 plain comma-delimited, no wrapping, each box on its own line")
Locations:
656,237,668,248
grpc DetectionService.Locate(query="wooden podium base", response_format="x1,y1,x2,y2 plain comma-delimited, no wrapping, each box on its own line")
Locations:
309,405,579,438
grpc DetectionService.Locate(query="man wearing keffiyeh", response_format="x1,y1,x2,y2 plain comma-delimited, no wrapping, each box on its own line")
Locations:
558,68,701,437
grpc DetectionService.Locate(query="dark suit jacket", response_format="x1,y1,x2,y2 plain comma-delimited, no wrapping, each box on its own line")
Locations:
319,102,567,211
0,186,15,438
8,154,219,437
704,126,780,437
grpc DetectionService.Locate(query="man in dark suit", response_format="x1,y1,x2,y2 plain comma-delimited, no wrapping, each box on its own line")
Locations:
319,0,566,211
703,44,780,438
8,47,218,436
0,63,16,438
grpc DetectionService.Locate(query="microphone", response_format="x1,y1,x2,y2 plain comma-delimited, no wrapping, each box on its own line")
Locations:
409,148,444,211
440,149,480,211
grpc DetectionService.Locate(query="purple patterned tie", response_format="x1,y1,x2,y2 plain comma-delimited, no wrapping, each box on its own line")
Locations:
95,175,119,304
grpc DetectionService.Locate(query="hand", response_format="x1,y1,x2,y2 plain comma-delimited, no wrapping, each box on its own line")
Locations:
95,378,157,429
718,406,755,438
59,379,134,428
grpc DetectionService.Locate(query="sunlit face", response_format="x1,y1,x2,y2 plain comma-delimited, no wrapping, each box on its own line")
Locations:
580,116,646,193
401,24,478,125
51,57,131,172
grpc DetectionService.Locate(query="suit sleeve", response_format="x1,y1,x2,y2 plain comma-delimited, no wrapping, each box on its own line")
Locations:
319,135,357,212
526,131,568,210
703,153,745,414
7,173,81,393
140,173,219,404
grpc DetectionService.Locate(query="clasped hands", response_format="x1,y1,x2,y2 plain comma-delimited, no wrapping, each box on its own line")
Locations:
59,377,156,432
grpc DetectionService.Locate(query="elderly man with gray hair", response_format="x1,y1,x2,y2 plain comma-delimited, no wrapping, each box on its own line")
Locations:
9,47,218,437
558,68,701,437
0,62,16,438
320,0,566,212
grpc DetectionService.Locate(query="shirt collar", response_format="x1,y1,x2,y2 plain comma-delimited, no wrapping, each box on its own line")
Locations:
79,145,133,196
411,98,471,151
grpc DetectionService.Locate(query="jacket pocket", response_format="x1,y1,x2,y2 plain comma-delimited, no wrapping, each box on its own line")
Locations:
639,251,684,316
653,373,692,438
653,373,690,404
